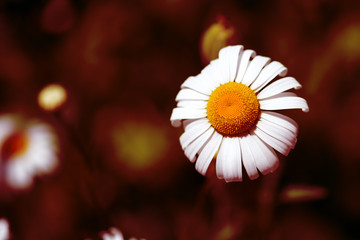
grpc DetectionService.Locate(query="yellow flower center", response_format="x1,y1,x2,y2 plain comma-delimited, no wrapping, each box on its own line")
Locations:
206,82,260,136
1,131,29,161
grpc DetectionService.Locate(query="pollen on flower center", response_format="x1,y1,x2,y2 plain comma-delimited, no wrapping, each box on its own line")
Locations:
206,82,260,135
1,131,29,161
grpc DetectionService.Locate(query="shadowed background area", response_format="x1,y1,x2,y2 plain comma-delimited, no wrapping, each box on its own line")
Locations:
0,0,360,239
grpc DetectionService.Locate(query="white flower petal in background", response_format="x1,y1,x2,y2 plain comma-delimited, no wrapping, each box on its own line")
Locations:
0,218,10,240
101,227,124,240
96,227,145,240
170,45,309,181
0,114,59,190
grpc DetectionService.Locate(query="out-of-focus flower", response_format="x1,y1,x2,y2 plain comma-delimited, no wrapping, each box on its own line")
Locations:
0,114,59,190
200,16,235,64
37,83,68,112
213,223,236,240
93,104,183,188
0,218,10,240
170,45,309,182
101,227,124,240
92,227,145,240
279,184,328,203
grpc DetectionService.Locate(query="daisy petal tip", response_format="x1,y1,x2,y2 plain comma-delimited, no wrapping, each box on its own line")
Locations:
302,105,310,112
224,176,243,183
270,162,280,173
279,68,288,77
195,163,208,176
302,99,310,112
170,119,181,128
248,173,260,180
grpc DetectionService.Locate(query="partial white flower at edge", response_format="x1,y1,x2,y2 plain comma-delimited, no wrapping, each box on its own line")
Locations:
170,45,309,182
0,218,10,240
0,114,59,190
101,228,124,240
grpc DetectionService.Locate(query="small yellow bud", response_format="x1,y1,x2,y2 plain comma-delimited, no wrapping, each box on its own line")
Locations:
38,83,68,112
200,16,235,64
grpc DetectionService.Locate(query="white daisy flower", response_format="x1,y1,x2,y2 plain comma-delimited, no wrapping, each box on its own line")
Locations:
0,114,59,190
170,45,309,182
100,227,124,240
0,218,10,240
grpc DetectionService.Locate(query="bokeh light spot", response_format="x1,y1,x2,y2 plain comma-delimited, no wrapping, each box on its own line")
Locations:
112,122,168,169
280,184,328,203
215,224,235,240
38,83,68,112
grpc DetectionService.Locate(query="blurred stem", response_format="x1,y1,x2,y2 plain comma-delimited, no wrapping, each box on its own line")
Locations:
53,111,96,170
256,163,284,239
51,111,103,212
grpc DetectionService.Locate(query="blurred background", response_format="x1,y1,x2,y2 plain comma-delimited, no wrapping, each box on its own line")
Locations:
0,0,360,239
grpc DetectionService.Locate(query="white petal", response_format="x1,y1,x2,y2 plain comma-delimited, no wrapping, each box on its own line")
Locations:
259,92,309,112
253,127,290,156
239,136,259,180
181,75,216,96
218,45,243,83
180,118,211,150
260,111,298,134
175,88,209,101
256,119,297,149
251,61,287,92
257,77,302,99
102,228,124,240
177,100,208,109
195,131,223,175
0,118,16,143
184,127,214,162
170,108,207,127
235,49,256,83
201,59,224,86
246,133,279,174
0,219,10,240
216,137,243,182
183,119,201,130
5,161,33,189
241,56,271,86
